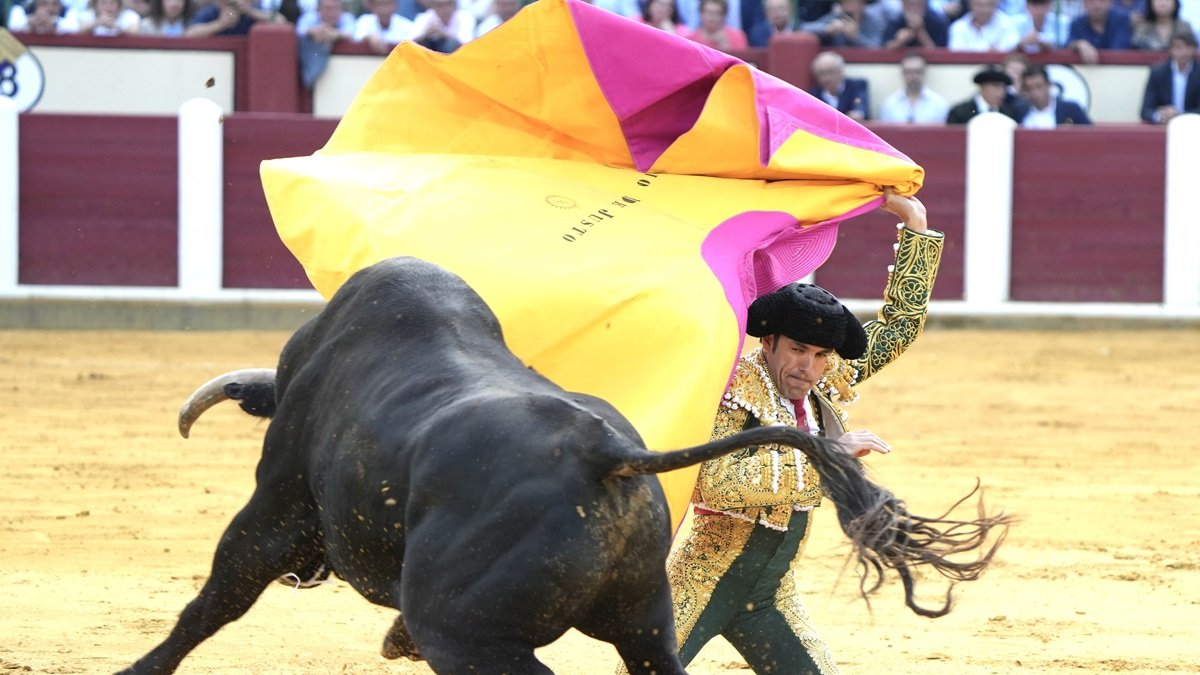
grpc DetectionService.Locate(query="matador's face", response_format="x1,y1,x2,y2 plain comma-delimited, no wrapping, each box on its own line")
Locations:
761,335,832,402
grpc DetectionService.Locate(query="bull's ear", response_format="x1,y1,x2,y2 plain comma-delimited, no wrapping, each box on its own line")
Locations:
225,382,277,418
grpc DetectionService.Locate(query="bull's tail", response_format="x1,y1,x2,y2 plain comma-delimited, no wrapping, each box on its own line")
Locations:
615,426,1014,619
178,368,277,438
609,426,839,477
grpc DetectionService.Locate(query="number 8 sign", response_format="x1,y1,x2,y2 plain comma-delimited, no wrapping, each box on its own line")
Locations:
0,29,46,113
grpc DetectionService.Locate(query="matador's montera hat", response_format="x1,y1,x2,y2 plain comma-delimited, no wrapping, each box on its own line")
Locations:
746,283,868,359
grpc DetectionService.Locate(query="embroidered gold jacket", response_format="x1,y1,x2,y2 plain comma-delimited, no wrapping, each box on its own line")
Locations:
694,226,944,531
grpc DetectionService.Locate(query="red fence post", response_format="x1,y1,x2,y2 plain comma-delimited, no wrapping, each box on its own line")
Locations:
766,32,820,92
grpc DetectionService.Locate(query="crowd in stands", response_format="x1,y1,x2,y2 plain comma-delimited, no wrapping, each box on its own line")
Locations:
3,0,1198,114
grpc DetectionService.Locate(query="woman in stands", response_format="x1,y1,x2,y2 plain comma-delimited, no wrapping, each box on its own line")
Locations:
640,0,688,35
140,0,192,35
1133,0,1188,49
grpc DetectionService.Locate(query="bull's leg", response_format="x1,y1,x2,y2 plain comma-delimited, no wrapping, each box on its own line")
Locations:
117,494,321,675
578,580,687,675
380,613,423,661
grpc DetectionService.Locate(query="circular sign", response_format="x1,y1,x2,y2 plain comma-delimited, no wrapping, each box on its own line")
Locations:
1,49,46,113
1045,64,1091,112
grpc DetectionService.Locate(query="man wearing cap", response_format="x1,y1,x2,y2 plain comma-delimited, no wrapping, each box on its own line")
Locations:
946,65,1029,124
665,188,941,674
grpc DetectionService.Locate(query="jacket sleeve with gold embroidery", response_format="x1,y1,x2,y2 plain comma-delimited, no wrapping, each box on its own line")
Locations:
821,225,944,403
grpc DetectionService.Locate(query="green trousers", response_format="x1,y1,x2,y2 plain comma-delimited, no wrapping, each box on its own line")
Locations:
671,509,838,675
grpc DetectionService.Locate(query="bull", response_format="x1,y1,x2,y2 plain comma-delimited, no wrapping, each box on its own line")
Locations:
119,257,1009,674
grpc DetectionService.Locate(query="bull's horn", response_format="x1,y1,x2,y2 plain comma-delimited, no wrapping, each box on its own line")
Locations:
178,368,276,439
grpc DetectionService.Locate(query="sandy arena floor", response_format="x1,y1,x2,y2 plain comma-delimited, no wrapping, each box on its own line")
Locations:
2,327,1198,674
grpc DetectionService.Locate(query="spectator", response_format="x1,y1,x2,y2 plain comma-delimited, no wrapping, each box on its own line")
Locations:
882,0,950,48
412,0,474,52
808,50,870,120
748,0,797,46
261,0,301,23
879,52,950,122
685,0,748,49
140,0,192,34
639,0,688,34
1140,25,1200,122
475,0,518,36
8,0,72,32
592,0,640,19
947,64,1028,122
678,0,754,31
63,0,141,33
801,0,889,47
460,0,492,23
188,0,276,36
1013,0,1072,50
1068,0,1133,63
1133,0,1187,49
1020,63,1093,126
948,0,1021,49
296,0,352,87
354,0,413,51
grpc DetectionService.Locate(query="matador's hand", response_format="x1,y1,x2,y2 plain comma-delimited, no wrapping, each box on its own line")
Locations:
880,186,927,233
836,430,892,457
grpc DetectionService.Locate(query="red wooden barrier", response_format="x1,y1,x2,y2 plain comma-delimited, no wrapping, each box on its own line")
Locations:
15,115,1171,301
1011,125,1164,303
18,114,179,286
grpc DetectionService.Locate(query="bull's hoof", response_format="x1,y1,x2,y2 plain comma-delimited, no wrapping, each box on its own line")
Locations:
380,617,423,661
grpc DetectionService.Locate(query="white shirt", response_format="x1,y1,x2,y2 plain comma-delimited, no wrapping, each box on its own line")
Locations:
60,7,141,35
354,13,415,43
475,12,504,37
948,11,1021,51
1022,100,1057,128
411,8,476,45
295,9,356,37
779,396,820,435
974,93,1003,114
1011,9,1071,49
879,87,951,124
463,0,493,21
1172,61,1193,113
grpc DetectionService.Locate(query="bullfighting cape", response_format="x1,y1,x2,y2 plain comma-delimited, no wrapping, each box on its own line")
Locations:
260,0,923,530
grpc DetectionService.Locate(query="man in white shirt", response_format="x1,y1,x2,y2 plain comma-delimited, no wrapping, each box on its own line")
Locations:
413,0,475,52
879,53,951,124
355,0,415,54
947,0,1021,50
1019,64,1092,127
1141,26,1200,123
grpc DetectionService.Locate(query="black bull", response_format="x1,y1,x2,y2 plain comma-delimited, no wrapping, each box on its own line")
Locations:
120,257,1009,674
